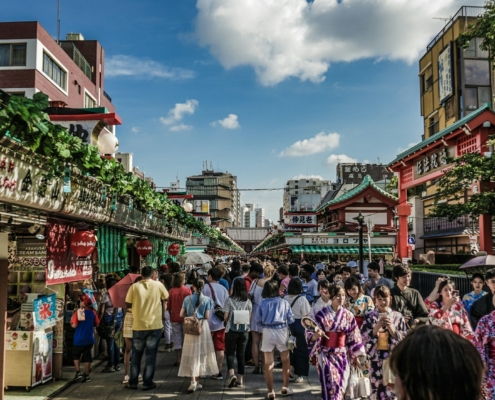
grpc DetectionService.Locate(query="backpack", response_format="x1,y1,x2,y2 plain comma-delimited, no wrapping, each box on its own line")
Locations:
298,277,314,304
228,298,250,333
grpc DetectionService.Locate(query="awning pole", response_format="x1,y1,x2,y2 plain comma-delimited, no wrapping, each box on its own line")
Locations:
0,233,8,400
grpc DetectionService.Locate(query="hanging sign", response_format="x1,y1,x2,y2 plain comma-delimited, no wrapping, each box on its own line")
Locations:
33,294,57,330
287,214,317,225
168,243,180,256
414,147,453,179
70,231,96,257
136,239,152,257
61,179,111,223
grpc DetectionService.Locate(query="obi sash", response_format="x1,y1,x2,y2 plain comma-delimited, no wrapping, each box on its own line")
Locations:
323,332,346,348
452,323,460,335
489,341,495,359
355,316,364,328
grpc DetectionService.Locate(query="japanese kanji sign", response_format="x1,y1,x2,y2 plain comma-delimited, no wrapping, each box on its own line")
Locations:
34,294,56,330
288,214,317,225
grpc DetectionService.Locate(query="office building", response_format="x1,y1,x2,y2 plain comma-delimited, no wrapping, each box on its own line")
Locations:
283,177,331,215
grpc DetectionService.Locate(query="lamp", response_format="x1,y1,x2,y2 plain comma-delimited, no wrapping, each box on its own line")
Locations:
182,201,193,213
352,212,365,273
97,133,119,154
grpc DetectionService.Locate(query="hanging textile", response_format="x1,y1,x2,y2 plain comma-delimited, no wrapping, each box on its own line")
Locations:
97,225,127,273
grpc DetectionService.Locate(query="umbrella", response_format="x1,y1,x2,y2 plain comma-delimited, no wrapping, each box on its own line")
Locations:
460,255,495,269
108,273,141,309
177,252,213,266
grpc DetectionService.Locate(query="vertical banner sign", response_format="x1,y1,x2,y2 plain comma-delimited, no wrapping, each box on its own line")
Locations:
46,219,95,285
33,294,57,330
438,43,453,103
82,288,98,309
50,284,65,354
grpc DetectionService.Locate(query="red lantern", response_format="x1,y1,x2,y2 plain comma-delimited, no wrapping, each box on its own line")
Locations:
70,231,96,257
136,239,152,257
168,243,180,256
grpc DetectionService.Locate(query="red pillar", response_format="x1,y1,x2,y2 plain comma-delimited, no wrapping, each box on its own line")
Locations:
479,214,493,255
397,187,411,259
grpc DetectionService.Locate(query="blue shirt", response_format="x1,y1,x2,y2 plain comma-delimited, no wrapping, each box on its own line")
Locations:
462,290,488,314
256,297,294,329
219,278,230,291
182,293,212,320
73,310,98,346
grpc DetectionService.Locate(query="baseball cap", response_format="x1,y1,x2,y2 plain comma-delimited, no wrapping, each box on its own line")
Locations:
347,261,358,268
79,294,93,307
316,264,325,271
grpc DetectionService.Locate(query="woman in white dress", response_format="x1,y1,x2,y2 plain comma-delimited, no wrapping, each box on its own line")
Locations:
178,278,219,392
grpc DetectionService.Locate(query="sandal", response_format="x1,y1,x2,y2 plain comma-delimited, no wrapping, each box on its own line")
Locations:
267,390,276,399
281,387,293,396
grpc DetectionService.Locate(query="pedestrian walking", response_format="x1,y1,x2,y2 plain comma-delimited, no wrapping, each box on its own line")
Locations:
124,266,169,391
311,280,332,318
462,273,487,315
122,277,143,384
473,305,495,399
223,277,252,389
178,277,219,392
71,294,100,383
344,277,374,328
256,280,294,399
98,277,123,373
306,285,365,400
285,278,311,384
361,285,407,400
168,272,192,367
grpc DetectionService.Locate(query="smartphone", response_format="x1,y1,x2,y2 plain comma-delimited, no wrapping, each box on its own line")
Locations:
452,290,459,297
379,312,388,320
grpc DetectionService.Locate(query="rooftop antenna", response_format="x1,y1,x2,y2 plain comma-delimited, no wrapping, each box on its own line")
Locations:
210,161,213,171
433,17,451,25
56,0,61,43
377,156,381,165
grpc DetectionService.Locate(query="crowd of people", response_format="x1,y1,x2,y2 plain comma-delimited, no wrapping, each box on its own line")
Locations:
70,257,494,400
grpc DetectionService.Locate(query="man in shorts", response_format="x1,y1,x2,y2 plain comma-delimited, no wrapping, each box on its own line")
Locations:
70,294,100,383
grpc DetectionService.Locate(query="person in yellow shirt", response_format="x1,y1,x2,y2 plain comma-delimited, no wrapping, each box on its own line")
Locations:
125,266,168,390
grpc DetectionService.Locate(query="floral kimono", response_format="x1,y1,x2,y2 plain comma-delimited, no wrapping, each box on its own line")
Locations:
345,294,374,328
425,298,474,340
474,311,495,399
306,306,365,400
361,309,407,400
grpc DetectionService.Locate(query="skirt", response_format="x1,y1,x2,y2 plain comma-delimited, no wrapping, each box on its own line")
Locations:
178,320,219,378
123,312,133,339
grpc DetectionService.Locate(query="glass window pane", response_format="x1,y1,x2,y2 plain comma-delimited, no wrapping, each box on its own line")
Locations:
478,87,491,106
476,38,489,58
11,44,26,66
465,59,490,85
0,44,10,66
464,88,478,114
464,40,476,58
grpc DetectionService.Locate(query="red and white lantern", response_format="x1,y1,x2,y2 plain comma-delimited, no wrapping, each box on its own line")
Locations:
168,243,180,256
136,239,152,257
70,231,96,258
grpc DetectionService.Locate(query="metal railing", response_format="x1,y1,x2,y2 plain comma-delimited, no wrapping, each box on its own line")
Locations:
423,215,477,234
427,6,485,51
103,91,112,103
59,42,92,80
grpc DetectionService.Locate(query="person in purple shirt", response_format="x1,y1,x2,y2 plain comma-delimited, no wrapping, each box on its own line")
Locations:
256,280,294,399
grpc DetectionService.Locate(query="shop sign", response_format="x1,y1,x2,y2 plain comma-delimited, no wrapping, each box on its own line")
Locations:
56,120,101,144
309,237,369,245
33,294,56,330
194,200,210,213
12,243,46,269
287,214,317,225
438,43,453,103
46,220,95,285
5,331,31,351
414,147,452,179
0,148,64,213
61,180,111,223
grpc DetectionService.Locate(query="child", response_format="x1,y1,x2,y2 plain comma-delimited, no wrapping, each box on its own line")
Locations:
70,294,100,382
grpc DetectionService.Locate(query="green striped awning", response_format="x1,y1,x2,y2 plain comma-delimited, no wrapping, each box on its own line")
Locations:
291,246,393,255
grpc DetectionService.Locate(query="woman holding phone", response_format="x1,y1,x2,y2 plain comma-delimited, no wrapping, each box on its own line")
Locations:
361,285,407,400
425,278,473,340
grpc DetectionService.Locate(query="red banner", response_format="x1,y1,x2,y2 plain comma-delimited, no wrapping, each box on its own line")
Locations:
46,219,96,285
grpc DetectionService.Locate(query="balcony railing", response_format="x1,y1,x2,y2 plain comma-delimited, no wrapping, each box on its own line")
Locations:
423,215,477,235
427,6,485,51
103,91,112,102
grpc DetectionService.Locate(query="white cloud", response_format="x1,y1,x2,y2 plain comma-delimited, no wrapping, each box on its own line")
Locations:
397,142,419,154
169,124,193,132
195,0,484,86
292,174,325,180
160,100,199,131
131,126,139,133
324,154,358,166
211,114,240,129
105,55,195,80
279,132,340,157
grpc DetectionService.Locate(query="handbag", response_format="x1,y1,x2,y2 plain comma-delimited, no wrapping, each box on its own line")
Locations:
183,297,203,336
382,357,396,386
357,367,372,397
97,308,118,339
287,295,302,352
207,282,226,321
345,367,360,399
229,299,250,332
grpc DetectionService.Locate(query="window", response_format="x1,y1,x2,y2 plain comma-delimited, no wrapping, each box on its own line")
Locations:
42,52,67,90
464,38,489,59
422,66,433,93
0,43,27,66
464,87,491,114
445,97,455,120
465,59,490,86
428,115,439,137
84,93,97,108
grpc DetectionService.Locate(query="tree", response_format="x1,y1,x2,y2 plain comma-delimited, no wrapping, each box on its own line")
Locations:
458,1,495,62
431,141,495,219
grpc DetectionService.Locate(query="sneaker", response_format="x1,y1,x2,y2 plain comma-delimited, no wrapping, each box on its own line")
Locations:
188,382,197,392
82,374,91,383
115,365,121,372
211,372,223,380
293,376,304,384
102,366,115,373
245,359,255,367
196,383,203,390
72,371,83,382
235,382,244,388
122,375,129,384
227,375,237,388
138,374,143,382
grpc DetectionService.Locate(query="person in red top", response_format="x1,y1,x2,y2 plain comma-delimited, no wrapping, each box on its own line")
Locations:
168,272,192,367
244,263,262,293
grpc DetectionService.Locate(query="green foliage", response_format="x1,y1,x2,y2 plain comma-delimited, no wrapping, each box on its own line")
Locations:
409,264,464,276
0,91,239,249
458,1,495,66
385,175,398,195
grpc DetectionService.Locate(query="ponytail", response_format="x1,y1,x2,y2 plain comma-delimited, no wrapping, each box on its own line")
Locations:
193,277,205,308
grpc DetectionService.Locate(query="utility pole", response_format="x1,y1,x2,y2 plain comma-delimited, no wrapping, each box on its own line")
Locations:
57,0,61,43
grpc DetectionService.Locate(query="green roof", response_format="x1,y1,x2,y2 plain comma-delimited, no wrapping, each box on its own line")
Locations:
316,175,397,212
388,102,493,166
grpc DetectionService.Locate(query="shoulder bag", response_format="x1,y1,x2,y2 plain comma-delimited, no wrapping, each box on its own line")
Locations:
207,282,226,321
287,297,301,352
183,296,203,336
229,298,250,332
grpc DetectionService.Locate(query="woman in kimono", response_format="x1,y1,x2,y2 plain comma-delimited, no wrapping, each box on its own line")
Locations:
306,284,365,400
425,278,473,340
361,285,407,400
344,277,374,328
474,309,495,399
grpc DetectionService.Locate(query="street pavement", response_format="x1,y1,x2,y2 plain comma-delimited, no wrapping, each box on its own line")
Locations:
52,346,322,400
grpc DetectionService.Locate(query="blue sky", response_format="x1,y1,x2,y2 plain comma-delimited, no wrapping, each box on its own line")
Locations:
2,0,483,221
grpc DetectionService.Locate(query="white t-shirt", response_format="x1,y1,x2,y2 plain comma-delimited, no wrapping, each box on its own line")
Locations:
311,297,331,319
202,281,230,332
285,295,311,319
